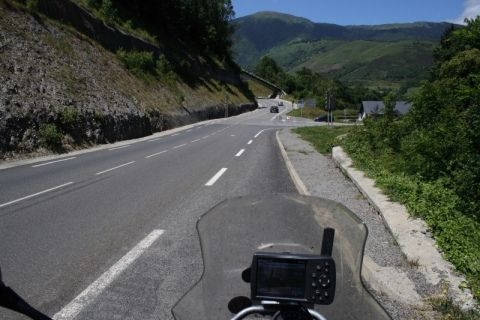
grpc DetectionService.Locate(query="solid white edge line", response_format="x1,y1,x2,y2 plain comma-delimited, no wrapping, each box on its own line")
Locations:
0,182,74,209
108,145,130,151
145,150,168,159
235,149,245,157
205,168,228,186
148,137,162,142
247,140,253,145
32,157,76,168
173,143,187,149
53,229,165,320
171,133,180,136
95,161,135,175
254,129,265,138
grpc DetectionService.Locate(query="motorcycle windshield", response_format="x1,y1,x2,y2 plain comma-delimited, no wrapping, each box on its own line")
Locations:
172,194,391,320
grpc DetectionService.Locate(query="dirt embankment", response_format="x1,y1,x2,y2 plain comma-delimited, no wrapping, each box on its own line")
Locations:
0,1,259,160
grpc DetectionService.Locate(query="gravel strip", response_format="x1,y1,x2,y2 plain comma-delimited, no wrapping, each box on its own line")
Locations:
278,128,439,320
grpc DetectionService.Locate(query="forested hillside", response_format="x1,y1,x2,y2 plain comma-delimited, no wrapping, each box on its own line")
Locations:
76,0,235,59
232,11,456,88
0,0,264,159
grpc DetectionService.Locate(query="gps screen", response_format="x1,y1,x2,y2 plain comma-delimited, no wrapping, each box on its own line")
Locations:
256,258,306,299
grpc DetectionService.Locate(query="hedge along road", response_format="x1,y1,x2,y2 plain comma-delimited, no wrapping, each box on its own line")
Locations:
0,99,322,320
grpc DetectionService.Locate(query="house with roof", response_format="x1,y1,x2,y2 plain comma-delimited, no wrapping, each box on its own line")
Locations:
358,101,412,121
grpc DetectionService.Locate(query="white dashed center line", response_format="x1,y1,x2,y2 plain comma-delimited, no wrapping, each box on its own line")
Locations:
247,140,253,145
173,143,187,149
32,157,76,168
145,150,168,159
96,161,135,175
255,130,265,138
0,182,74,209
235,149,245,157
205,168,228,186
191,139,201,143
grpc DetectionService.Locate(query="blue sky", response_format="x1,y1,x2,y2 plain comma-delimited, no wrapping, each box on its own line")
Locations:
232,0,480,25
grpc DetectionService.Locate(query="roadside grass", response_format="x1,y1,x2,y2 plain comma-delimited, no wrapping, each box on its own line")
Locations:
341,128,480,302
288,107,326,120
294,125,480,307
429,295,480,320
288,107,358,121
293,126,355,155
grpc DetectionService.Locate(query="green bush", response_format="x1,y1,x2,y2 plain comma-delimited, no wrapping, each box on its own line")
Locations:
342,128,480,299
38,124,63,150
25,0,38,12
156,54,177,84
117,50,178,84
116,49,156,76
59,107,79,129
99,0,117,23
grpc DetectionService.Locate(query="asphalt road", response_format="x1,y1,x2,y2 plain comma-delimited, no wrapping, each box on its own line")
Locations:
0,99,317,320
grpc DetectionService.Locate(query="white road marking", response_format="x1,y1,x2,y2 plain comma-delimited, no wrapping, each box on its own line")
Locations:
32,157,76,168
230,135,235,137
205,168,228,186
247,140,253,145
145,150,168,159
173,143,187,149
235,149,245,157
96,161,135,175
53,229,165,320
191,139,201,143
108,145,130,151
148,137,162,142
202,135,210,139
171,133,180,136
0,182,74,209
255,130,265,138
270,114,278,121
186,129,192,132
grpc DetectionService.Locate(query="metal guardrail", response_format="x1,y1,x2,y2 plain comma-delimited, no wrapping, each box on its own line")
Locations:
240,69,286,96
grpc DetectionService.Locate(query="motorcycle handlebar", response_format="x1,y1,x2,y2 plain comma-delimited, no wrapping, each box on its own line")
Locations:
231,306,328,320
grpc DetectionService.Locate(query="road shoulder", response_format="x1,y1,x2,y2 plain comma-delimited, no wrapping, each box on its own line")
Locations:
277,128,450,320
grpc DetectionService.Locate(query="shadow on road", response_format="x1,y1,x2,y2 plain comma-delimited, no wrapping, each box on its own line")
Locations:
0,267,52,320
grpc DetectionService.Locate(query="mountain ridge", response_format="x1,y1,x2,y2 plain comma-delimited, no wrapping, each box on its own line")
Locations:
232,11,456,88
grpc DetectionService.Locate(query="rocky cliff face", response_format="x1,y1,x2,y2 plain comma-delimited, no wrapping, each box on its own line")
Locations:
0,1,256,160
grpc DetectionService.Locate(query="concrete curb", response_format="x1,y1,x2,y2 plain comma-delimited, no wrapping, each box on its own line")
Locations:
331,146,477,310
275,129,395,308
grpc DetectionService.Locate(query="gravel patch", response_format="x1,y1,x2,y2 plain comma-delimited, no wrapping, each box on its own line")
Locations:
278,128,441,320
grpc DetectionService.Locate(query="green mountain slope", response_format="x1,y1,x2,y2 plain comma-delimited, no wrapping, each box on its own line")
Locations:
233,11,454,87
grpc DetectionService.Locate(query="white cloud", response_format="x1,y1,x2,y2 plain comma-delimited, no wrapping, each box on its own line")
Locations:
455,0,480,24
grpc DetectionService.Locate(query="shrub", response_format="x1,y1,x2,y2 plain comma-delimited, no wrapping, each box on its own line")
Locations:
38,124,63,151
99,0,117,23
59,107,79,129
117,49,156,77
25,0,38,12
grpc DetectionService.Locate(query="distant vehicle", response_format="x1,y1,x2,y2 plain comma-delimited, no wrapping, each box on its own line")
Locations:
278,101,284,106
270,106,279,113
314,115,334,122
